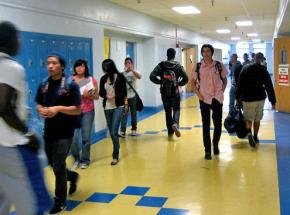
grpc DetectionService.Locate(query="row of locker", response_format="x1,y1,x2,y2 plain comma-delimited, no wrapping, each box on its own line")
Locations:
15,31,93,133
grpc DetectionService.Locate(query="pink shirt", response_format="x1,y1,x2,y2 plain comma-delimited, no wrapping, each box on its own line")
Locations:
192,60,227,105
73,76,97,113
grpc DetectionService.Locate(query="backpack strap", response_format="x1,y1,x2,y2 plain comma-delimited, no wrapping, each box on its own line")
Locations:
215,61,225,84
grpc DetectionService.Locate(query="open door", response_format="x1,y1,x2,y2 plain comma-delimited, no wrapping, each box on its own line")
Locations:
185,48,195,92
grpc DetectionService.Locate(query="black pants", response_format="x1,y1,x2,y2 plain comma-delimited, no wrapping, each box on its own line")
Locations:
45,138,78,203
199,99,223,153
162,96,180,135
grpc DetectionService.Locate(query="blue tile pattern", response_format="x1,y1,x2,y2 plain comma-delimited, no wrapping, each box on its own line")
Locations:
179,127,193,130
144,131,160,134
66,200,82,211
136,196,168,208
158,208,190,215
86,192,117,203
120,186,150,196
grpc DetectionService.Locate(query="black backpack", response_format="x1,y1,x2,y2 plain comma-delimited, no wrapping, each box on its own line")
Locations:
160,63,179,98
195,61,225,86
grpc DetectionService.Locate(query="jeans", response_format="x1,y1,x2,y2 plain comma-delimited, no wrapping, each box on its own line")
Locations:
229,85,236,113
162,96,180,135
45,138,78,203
104,106,124,159
120,95,137,132
71,110,95,164
199,99,223,153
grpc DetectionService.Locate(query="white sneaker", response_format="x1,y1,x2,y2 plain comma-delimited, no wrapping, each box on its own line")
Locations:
71,161,79,170
80,163,89,169
131,130,137,136
119,132,126,138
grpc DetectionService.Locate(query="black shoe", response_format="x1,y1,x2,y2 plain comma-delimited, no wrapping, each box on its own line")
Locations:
205,152,212,160
49,201,66,214
213,146,220,155
69,173,79,195
253,135,260,143
248,133,256,148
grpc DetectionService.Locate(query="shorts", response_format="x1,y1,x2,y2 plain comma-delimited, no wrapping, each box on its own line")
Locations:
242,100,265,122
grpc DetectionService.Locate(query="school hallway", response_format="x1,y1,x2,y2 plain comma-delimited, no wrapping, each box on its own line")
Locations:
36,93,286,215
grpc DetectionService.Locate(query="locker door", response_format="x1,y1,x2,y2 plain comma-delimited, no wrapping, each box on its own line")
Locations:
68,41,77,75
38,39,50,82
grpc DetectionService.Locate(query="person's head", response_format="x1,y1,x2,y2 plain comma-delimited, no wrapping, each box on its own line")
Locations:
243,53,249,61
47,52,66,79
74,59,89,77
102,59,120,82
0,21,19,56
251,52,256,61
201,44,214,61
167,48,176,60
124,57,133,71
230,53,238,64
255,52,264,64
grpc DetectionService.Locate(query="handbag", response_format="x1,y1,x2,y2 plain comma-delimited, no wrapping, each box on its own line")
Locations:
123,75,144,111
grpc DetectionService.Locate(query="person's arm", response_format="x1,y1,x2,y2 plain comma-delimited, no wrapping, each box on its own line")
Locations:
263,69,276,108
150,64,162,84
99,76,106,99
191,65,204,101
178,65,189,86
0,83,28,133
88,77,99,100
133,70,142,79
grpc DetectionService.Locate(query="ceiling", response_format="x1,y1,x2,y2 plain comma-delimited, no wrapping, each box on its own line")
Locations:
109,0,280,44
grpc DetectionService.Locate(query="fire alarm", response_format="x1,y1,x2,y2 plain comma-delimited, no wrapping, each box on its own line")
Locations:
176,43,180,48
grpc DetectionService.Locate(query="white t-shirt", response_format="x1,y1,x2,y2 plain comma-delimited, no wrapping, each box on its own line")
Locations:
0,52,29,147
123,70,137,99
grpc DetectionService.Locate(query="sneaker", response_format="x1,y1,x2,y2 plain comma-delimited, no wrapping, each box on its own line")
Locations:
71,161,79,170
204,152,212,160
69,172,79,195
131,130,137,136
254,135,260,143
172,124,181,137
213,146,220,155
110,158,119,165
80,163,89,169
49,202,66,214
119,132,126,138
248,133,256,148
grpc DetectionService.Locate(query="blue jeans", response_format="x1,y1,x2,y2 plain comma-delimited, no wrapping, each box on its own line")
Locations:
229,85,236,113
71,110,95,164
104,107,124,159
120,95,137,132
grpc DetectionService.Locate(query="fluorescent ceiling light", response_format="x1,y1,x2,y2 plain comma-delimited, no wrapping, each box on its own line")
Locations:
231,37,241,40
236,20,253,26
216,29,231,34
252,39,261,43
247,33,258,37
172,6,200,14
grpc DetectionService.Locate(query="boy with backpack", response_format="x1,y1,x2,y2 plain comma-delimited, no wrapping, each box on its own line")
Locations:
192,44,227,160
150,48,188,138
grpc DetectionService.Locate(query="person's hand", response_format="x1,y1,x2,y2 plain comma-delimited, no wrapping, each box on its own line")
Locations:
25,132,40,153
45,106,59,118
272,104,276,110
38,106,48,118
83,89,89,98
124,104,129,114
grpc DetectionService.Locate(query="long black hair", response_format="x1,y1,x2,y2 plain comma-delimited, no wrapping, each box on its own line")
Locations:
102,59,120,83
73,59,90,77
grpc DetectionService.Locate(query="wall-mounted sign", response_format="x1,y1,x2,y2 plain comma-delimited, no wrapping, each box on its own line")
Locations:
278,64,289,86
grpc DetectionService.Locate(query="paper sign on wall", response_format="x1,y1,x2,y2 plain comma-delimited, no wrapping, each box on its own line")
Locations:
278,64,289,86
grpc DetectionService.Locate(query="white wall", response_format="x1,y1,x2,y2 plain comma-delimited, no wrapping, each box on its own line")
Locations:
0,0,229,132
